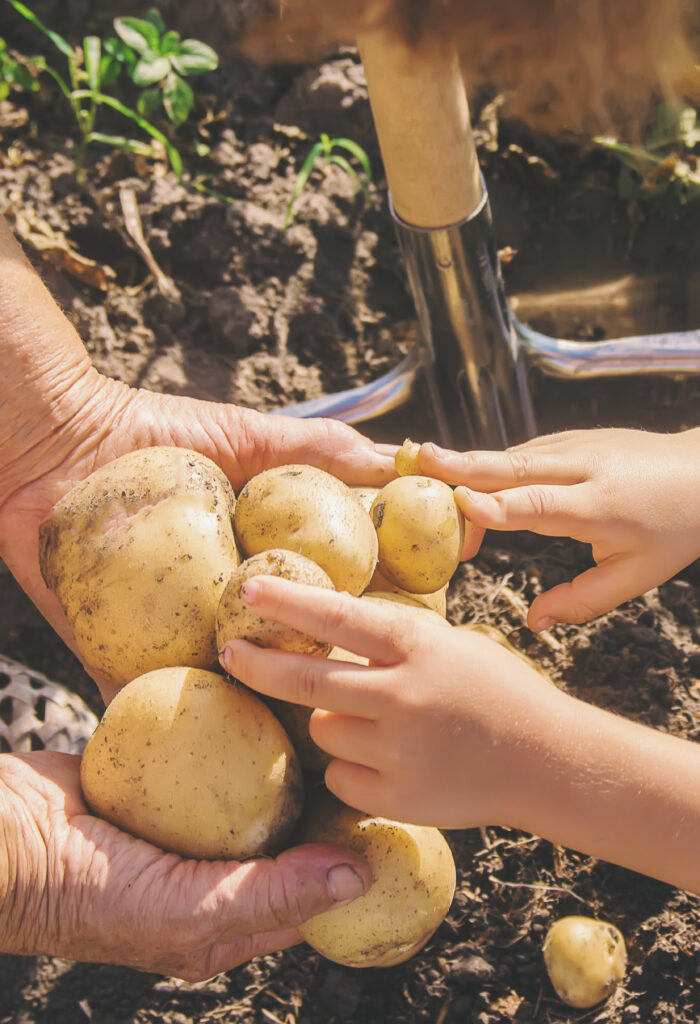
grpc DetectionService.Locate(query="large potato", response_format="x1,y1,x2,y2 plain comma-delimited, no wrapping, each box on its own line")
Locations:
39,447,239,689
361,591,452,629
370,476,465,594
217,549,334,656
235,465,377,595
80,667,303,860
297,792,456,967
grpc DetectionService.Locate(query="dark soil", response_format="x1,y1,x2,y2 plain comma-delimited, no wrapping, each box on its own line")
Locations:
1,2,699,1022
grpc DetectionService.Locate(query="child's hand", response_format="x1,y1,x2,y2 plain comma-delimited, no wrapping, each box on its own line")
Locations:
219,577,564,830
419,427,700,631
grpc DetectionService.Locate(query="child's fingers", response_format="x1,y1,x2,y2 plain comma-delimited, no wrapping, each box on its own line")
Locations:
528,555,657,630
239,576,414,664
310,710,379,767
454,482,595,538
324,759,384,815
220,640,382,718
419,443,585,492
461,522,486,560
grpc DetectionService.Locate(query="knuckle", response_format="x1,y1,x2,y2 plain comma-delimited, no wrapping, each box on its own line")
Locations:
506,450,533,481
295,662,324,706
526,485,554,518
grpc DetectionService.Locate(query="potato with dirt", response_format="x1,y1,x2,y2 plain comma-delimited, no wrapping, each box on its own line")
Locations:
216,548,335,656
234,464,378,595
543,916,627,1008
296,791,456,967
80,666,303,861
370,476,466,593
39,446,240,691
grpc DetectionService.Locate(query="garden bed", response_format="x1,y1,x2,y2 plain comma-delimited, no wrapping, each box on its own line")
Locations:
1,3,699,1021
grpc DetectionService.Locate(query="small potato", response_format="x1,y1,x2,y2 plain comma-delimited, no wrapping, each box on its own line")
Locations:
216,549,334,656
271,645,370,775
395,438,421,476
235,465,378,596
366,566,448,618
80,667,303,861
370,476,465,594
39,447,239,689
543,916,627,1008
297,792,456,967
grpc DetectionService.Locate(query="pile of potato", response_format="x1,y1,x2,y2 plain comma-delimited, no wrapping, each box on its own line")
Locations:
39,443,463,968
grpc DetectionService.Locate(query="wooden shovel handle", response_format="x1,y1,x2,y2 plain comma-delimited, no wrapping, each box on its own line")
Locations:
358,32,482,229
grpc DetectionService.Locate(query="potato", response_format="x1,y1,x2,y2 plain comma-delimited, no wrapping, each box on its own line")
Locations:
39,446,239,689
361,591,452,629
216,549,334,656
370,476,465,594
80,667,303,860
366,566,448,618
271,645,370,775
235,465,378,596
543,916,627,1008
352,485,381,513
297,792,456,967
394,438,421,476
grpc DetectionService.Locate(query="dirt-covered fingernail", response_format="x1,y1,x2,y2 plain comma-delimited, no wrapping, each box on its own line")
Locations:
327,864,366,903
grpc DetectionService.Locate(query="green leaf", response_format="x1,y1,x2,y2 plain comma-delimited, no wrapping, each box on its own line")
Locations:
113,17,160,53
6,0,75,58
83,36,101,91
163,71,193,126
104,37,138,73
145,8,167,35
160,30,180,56
132,54,171,86
99,53,122,88
171,39,219,75
137,86,161,118
86,130,154,157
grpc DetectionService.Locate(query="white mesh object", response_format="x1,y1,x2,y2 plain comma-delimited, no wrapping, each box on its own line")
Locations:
0,654,99,754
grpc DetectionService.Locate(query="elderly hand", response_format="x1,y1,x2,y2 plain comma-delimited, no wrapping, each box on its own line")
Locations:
0,751,370,979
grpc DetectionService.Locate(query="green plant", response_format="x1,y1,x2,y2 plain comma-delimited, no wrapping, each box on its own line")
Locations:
283,132,372,230
113,10,218,128
595,102,700,216
0,35,40,97
4,1,218,179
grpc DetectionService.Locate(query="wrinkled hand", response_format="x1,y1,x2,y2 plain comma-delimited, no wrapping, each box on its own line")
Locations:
219,576,560,830
0,751,370,979
419,427,700,630
0,374,394,702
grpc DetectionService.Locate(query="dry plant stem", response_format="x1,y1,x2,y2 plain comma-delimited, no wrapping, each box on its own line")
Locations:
358,31,482,227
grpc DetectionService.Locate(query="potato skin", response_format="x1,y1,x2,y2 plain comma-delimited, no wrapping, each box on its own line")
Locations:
370,476,465,594
234,465,378,596
361,591,451,629
39,447,239,689
297,792,456,967
365,566,448,618
80,667,303,860
543,916,627,1008
216,549,334,656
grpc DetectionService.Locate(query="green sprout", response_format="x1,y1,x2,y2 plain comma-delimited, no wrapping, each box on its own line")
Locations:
4,1,218,180
283,132,372,230
595,101,700,216
113,9,218,127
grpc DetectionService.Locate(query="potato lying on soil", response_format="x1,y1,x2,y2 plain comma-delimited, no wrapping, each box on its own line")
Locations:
80,667,303,860
297,791,456,967
235,465,378,596
271,645,370,775
543,916,627,1008
370,476,465,594
39,447,239,689
216,549,335,656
